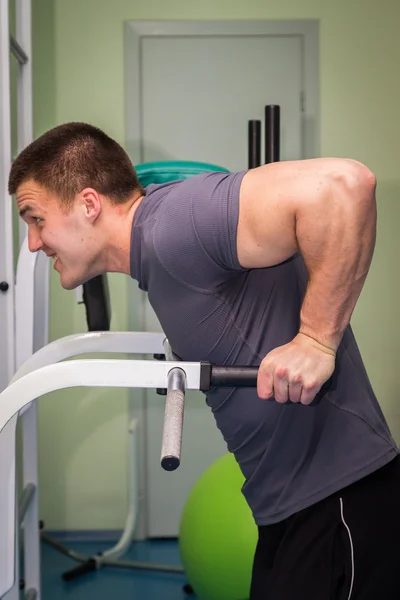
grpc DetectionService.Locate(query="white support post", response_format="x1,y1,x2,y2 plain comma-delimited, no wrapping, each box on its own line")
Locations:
0,3,19,589
15,1,38,595
0,2,17,597
0,0,16,393
15,242,49,600
20,406,40,600
0,416,18,599
3,2,37,598
16,0,32,247
16,0,32,149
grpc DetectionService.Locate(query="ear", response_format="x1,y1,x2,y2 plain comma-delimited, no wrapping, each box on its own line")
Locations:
78,188,102,223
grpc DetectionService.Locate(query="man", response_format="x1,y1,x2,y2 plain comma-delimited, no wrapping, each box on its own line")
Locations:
9,122,400,599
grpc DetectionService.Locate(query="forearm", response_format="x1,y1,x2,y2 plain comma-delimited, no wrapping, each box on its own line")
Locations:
296,166,377,352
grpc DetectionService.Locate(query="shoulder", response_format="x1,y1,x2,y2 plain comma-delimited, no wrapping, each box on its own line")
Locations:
154,170,248,242
160,170,247,202
151,170,249,288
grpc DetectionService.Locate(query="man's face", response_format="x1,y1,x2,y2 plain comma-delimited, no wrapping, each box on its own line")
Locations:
17,179,101,290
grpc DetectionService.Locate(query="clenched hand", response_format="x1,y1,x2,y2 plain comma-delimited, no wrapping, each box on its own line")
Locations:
258,332,336,405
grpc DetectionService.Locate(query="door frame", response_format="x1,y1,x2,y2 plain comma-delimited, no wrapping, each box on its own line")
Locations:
124,19,320,164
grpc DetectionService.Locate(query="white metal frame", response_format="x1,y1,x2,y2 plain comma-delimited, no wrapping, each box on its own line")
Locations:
0,0,16,396
13,240,49,600
15,0,32,244
0,333,204,598
1,2,46,599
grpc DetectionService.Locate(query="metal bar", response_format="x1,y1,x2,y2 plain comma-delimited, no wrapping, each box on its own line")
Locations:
14,4,39,596
1,360,203,432
16,0,32,246
18,483,36,524
15,223,48,600
265,105,280,164
0,10,19,595
21,405,40,598
0,0,16,394
101,557,184,573
100,419,139,560
9,34,28,65
248,120,261,168
15,330,166,382
1,9,18,597
2,511,20,600
0,415,18,597
161,368,186,471
211,365,258,387
16,0,32,145
15,165,45,600
0,15,18,593
41,532,184,574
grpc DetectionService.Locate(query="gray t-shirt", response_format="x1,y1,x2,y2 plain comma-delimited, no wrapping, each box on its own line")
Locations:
130,170,398,526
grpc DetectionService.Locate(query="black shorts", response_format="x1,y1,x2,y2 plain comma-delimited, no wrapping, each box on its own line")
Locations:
250,454,400,600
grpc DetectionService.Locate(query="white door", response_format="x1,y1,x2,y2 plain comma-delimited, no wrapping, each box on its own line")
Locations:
125,20,319,537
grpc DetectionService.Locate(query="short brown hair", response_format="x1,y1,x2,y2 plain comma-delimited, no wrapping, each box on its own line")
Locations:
8,122,145,207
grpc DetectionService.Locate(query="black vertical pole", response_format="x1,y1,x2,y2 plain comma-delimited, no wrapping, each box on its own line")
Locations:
265,105,280,164
248,120,261,169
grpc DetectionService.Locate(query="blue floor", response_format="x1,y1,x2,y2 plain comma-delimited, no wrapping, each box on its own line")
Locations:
36,538,193,599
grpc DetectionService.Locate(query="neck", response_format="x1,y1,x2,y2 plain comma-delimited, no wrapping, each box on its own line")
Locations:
100,194,144,276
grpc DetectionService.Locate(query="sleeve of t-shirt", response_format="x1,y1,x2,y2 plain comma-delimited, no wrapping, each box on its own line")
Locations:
152,170,248,291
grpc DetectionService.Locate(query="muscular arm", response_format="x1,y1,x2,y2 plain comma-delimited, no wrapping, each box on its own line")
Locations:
237,157,377,352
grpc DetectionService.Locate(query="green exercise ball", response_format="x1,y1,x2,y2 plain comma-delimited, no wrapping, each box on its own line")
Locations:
179,453,257,600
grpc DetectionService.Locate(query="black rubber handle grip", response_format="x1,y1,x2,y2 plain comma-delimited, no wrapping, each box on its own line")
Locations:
62,559,97,581
210,365,259,387
200,363,333,405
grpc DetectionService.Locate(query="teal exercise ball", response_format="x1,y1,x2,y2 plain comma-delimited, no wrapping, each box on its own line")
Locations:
179,453,257,600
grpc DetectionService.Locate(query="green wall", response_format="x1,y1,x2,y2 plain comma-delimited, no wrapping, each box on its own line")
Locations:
32,0,400,531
